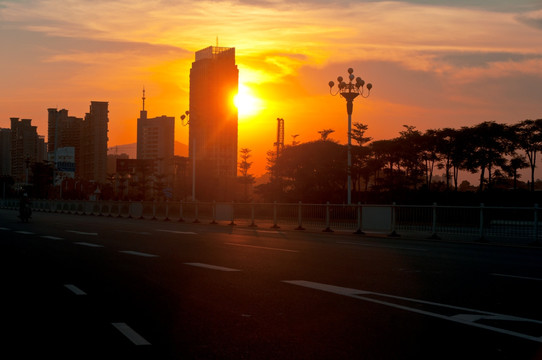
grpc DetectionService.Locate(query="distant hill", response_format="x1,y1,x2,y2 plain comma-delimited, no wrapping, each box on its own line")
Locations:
108,141,188,158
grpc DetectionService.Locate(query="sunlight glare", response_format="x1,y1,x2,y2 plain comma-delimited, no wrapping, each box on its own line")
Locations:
234,84,262,118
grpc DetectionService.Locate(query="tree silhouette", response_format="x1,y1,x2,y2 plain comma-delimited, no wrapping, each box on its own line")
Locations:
263,140,346,202
238,148,255,201
514,119,542,192
318,129,335,141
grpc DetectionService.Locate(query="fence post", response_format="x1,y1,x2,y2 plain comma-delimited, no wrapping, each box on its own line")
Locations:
210,201,218,224
193,201,200,223
388,202,400,237
354,202,364,235
249,202,257,227
151,200,157,220
533,204,539,245
479,203,485,242
178,200,184,222
229,201,236,226
271,201,280,229
323,202,333,232
164,200,170,221
428,202,440,239
138,201,145,220
295,201,305,230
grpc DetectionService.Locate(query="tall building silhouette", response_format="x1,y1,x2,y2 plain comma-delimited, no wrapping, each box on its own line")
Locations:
0,128,11,176
10,118,46,184
47,108,82,177
137,88,175,173
80,101,109,183
189,46,238,201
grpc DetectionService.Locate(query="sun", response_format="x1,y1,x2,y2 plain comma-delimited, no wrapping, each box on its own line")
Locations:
234,83,262,117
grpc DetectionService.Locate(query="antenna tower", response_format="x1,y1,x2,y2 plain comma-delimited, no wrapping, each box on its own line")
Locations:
275,118,285,159
142,87,146,111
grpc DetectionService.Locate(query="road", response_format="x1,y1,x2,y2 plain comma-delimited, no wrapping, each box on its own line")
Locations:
1,208,542,359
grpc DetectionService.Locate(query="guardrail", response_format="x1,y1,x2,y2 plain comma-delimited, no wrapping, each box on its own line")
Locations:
1,199,540,245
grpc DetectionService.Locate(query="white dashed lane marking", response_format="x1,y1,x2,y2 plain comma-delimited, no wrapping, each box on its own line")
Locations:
119,250,159,258
184,262,240,272
74,242,104,248
66,230,98,236
64,284,87,295
112,323,151,346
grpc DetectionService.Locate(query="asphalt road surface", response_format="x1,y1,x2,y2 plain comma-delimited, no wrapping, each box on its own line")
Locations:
1,208,542,359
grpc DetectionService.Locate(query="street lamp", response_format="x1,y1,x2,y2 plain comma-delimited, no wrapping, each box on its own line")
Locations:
180,111,195,201
329,68,372,205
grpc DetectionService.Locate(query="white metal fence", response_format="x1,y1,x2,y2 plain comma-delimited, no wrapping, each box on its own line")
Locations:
1,199,540,245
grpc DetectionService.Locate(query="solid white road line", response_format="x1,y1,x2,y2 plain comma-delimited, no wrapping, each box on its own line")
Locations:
284,280,542,343
0,227,10,230
74,242,104,248
184,262,240,272
119,250,159,258
66,230,98,236
225,242,299,253
41,235,64,240
64,284,87,295
492,273,542,282
157,229,197,235
112,323,151,346
14,231,35,235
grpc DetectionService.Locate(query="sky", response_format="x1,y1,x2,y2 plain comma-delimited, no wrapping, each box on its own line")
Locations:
1,0,542,178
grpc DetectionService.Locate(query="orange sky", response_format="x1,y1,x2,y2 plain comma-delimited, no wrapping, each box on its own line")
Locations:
1,0,542,178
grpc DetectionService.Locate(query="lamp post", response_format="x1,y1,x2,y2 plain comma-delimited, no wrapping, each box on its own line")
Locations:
180,111,195,201
329,68,372,205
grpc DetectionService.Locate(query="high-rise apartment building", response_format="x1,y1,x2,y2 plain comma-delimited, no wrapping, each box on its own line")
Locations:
0,128,11,176
47,108,82,177
189,46,238,201
80,101,109,183
137,89,175,174
10,118,46,183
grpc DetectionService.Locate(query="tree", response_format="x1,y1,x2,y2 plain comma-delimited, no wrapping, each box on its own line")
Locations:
501,155,529,190
238,148,255,201
350,122,372,192
318,129,335,141
462,122,510,192
351,122,372,146
271,140,346,202
514,119,542,192
419,129,441,191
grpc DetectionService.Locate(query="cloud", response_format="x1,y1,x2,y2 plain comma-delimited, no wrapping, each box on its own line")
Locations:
517,9,542,30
